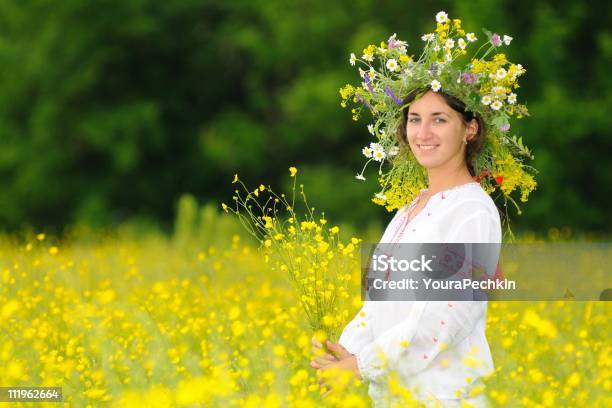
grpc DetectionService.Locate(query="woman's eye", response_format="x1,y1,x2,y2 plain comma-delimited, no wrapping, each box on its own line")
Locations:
408,117,445,124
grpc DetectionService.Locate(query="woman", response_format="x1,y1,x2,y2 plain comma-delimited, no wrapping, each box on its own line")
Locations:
311,88,501,407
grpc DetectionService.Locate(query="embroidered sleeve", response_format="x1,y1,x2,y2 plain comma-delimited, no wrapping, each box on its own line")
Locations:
338,304,374,355
355,300,486,383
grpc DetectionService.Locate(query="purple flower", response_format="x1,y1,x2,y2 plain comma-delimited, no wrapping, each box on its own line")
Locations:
364,73,376,95
385,86,403,106
500,123,510,133
356,94,373,111
491,33,501,47
388,38,397,49
460,72,477,84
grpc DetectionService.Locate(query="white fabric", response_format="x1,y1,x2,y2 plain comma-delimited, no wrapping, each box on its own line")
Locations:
339,182,501,407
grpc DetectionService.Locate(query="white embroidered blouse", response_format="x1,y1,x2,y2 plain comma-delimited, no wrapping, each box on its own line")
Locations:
338,182,502,406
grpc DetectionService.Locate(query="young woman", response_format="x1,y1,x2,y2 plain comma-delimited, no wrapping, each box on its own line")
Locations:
311,88,501,407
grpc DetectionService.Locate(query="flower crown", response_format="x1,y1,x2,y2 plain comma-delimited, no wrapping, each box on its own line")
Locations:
340,11,537,217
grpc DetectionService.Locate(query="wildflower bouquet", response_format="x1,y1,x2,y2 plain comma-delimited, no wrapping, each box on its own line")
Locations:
223,167,360,345
340,11,537,219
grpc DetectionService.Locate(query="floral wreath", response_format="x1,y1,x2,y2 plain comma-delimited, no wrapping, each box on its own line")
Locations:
339,11,537,218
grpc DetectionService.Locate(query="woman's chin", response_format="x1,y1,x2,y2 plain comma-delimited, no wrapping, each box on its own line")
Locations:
414,156,440,169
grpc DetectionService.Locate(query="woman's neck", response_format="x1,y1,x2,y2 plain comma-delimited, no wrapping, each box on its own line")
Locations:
426,165,474,196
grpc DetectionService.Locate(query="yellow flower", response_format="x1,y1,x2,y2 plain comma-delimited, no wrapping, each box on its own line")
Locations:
232,321,246,337
567,372,581,387
289,167,298,177
232,174,239,183
262,216,274,229
1,300,20,318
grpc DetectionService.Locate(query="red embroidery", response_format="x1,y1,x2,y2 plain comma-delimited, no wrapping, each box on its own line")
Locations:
440,320,445,325
433,337,438,343
448,303,453,308
423,354,428,359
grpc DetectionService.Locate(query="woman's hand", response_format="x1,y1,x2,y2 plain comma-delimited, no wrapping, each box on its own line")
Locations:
310,338,352,369
311,337,362,397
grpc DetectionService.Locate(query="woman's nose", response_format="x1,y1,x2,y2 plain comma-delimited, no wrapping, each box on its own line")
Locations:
415,120,434,137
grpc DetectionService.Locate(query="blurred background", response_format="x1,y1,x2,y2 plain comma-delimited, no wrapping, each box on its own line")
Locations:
0,0,610,237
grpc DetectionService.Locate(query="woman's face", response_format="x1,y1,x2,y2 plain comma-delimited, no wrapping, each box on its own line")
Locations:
406,91,470,171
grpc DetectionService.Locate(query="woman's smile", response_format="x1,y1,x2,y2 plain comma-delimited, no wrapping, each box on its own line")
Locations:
416,144,440,151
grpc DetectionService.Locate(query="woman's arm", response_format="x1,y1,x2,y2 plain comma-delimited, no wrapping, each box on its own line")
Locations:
354,300,485,382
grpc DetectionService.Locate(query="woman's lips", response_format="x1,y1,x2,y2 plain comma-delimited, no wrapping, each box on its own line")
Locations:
417,144,439,151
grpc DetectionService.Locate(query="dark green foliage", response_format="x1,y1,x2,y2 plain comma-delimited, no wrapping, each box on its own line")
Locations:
0,0,609,233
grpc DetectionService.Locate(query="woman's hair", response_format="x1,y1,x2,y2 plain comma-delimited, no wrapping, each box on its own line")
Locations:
396,87,485,176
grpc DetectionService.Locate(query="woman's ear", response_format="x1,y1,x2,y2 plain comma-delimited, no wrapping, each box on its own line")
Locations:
466,119,479,142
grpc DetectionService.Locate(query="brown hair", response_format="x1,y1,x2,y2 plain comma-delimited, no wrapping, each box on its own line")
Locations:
396,88,485,176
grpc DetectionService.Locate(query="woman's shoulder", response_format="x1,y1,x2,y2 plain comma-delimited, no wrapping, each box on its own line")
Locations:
443,183,502,242
447,183,500,218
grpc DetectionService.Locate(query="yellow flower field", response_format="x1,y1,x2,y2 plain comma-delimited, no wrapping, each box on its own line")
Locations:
0,217,610,407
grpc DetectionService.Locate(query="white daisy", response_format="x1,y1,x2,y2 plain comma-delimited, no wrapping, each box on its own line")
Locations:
355,174,366,181
503,35,513,46
388,146,400,157
362,146,373,158
481,95,492,105
375,193,387,201
370,142,384,152
458,38,467,50
386,58,399,72
507,93,517,104
496,68,507,80
430,79,442,92
367,124,375,135
349,53,356,66
491,100,503,110
466,33,477,42
445,51,452,62
372,149,386,162
433,45,440,52
445,39,455,49
436,11,449,23
421,33,435,42
362,53,374,62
